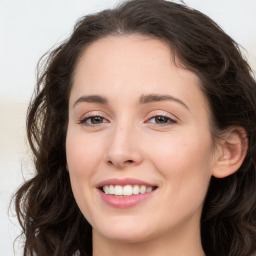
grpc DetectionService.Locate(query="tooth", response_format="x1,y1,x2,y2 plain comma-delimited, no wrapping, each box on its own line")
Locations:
146,187,153,193
115,185,123,196
109,185,115,195
139,185,146,194
133,185,140,195
103,186,109,194
103,184,155,196
123,185,133,196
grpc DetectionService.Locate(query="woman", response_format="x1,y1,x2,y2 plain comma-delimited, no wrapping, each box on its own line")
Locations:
15,0,256,255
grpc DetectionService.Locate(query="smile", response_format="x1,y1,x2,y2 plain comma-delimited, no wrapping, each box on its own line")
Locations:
97,178,158,208
102,185,157,196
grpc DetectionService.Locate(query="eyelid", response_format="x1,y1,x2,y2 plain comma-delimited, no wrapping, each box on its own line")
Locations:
78,111,110,126
147,116,176,125
146,110,177,120
145,111,178,125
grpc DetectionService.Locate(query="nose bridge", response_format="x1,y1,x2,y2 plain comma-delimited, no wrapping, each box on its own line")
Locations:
105,117,142,168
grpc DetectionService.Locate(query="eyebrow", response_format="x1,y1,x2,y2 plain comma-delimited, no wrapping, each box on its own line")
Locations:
73,95,108,108
73,93,189,111
139,94,189,111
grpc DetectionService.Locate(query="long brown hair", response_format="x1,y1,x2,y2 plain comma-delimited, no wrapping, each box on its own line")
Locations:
14,0,256,255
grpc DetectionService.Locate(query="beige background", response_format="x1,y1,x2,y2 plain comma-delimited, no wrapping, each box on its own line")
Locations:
1,0,255,255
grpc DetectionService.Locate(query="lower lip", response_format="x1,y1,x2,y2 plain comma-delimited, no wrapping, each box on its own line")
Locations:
99,190,156,208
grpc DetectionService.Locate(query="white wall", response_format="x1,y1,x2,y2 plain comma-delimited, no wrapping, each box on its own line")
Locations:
1,0,255,255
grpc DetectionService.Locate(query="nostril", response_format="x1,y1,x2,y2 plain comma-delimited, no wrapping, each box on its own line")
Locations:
125,160,134,164
107,160,113,165
106,159,134,168
106,157,137,168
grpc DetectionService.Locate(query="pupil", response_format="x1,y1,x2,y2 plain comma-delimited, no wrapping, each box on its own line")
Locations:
92,116,102,124
156,116,167,123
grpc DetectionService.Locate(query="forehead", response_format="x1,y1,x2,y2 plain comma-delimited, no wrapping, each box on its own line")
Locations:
78,34,172,65
71,35,208,112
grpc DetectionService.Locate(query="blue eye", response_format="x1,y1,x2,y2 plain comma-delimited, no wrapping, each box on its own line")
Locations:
148,115,176,125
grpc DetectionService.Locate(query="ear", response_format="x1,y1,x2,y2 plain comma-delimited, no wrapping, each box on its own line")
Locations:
212,127,248,178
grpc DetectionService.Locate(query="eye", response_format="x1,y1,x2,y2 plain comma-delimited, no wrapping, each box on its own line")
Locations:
147,115,176,125
79,115,108,126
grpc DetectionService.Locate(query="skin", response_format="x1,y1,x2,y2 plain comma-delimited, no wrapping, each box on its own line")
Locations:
66,35,222,256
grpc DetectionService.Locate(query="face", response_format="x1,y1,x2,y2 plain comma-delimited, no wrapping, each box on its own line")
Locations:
66,35,218,244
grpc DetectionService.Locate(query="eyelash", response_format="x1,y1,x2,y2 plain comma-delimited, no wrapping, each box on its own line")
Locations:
78,114,177,127
146,115,177,125
78,114,109,126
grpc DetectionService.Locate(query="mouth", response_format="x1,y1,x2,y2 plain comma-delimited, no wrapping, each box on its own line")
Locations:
97,178,158,207
99,184,158,197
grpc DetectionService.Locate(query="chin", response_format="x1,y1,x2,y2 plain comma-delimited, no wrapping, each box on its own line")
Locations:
94,218,156,243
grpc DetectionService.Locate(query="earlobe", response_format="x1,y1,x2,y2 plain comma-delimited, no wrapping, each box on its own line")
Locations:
212,127,248,178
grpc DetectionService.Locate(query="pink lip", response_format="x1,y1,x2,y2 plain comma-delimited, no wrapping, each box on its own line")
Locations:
97,178,157,208
97,178,156,187
99,189,156,208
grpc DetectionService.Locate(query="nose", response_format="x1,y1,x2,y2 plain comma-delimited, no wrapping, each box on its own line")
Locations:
104,124,143,169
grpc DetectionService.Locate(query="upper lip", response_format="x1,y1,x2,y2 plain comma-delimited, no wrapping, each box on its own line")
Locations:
97,178,157,188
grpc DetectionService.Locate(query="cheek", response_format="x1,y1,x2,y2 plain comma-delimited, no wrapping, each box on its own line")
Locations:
66,130,102,176
66,130,98,196
146,130,213,194
148,134,213,170
66,130,100,220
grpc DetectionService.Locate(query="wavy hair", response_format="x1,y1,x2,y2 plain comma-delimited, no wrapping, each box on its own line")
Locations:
14,0,256,255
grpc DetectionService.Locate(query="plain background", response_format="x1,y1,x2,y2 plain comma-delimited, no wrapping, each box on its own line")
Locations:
1,0,255,255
